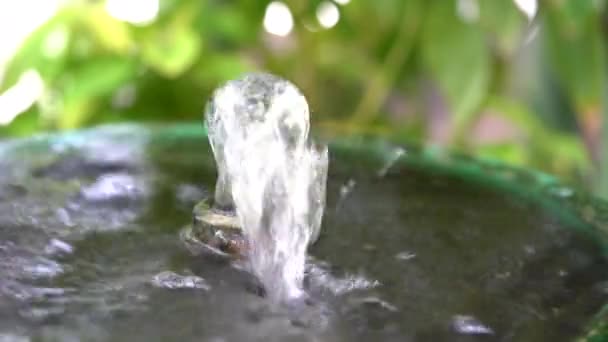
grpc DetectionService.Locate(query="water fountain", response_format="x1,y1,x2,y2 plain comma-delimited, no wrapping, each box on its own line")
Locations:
183,73,328,302
0,73,607,341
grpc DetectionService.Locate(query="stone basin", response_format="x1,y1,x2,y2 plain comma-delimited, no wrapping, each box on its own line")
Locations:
0,123,606,341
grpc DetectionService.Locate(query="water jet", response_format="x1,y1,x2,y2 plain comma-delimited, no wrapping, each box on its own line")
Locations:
184,73,328,302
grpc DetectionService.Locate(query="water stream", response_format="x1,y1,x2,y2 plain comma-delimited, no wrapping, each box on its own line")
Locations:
205,73,328,301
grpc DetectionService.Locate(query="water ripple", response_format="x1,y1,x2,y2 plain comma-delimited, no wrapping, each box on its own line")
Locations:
151,271,211,290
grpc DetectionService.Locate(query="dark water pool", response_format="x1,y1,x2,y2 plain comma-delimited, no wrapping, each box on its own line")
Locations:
0,125,606,341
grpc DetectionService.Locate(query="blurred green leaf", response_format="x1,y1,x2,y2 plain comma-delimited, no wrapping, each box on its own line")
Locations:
599,84,608,198
139,3,202,78
84,4,133,54
478,1,526,57
486,96,589,174
1,8,75,91
141,23,201,78
551,0,600,31
421,0,491,141
476,143,527,166
368,0,406,31
198,4,257,45
59,56,137,129
544,2,605,111
0,108,41,137
351,0,423,123
194,53,252,84
486,96,546,136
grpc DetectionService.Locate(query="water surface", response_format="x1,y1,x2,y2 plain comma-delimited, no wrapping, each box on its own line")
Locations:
0,125,606,341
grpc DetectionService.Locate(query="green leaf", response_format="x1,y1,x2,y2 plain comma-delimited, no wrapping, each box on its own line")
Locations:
0,108,41,138
140,20,202,78
485,96,545,136
59,56,137,129
485,96,589,175
476,143,527,166
198,4,256,45
84,4,133,54
544,2,605,111
194,53,251,84
478,1,526,57
421,0,491,140
599,85,608,199
141,26,201,78
1,8,75,91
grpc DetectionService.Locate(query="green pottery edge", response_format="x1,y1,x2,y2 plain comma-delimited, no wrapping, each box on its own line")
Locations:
1,122,607,340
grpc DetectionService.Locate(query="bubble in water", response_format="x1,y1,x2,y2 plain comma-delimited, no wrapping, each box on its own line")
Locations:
152,271,210,290
305,262,380,296
205,73,328,301
451,315,494,335
44,238,74,256
80,173,144,202
394,251,416,261
0,333,29,342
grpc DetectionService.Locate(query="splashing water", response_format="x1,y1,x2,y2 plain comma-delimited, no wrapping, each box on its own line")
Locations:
205,73,328,301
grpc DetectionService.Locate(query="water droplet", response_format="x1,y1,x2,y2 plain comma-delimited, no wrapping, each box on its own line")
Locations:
354,296,398,312
19,306,65,322
395,251,416,261
152,271,210,290
306,263,380,295
362,244,376,252
377,147,406,178
335,178,356,212
0,333,30,342
523,245,536,255
340,179,356,197
1,282,70,302
80,173,144,202
44,238,74,256
176,184,207,206
23,259,64,279
451,315,494,335
550,186,574,198
54,208,75,228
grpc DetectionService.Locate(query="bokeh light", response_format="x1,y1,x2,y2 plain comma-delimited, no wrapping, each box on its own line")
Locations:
263,2,294,37
317,2,340,29
513,0,538,20
105,0,159,26
0,70,43,125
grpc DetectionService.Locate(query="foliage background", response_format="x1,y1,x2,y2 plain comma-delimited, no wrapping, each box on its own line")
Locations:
0,0,607,198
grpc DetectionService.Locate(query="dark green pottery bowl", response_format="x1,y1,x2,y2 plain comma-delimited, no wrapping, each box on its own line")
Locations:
0,123,606,341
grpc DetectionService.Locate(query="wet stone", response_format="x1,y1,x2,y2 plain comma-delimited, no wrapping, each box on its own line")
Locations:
180,199,245,258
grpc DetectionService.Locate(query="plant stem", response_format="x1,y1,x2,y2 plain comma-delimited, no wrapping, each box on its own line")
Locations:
350,2,422,124
599,74,608,199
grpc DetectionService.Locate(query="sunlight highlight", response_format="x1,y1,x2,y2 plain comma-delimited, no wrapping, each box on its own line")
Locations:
0,70,44,125
42,26,69,59
457,0,479,23
105,0,159,26
263,2,294,37
0,0,60,72
317,2,340,29
513,0,537,20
